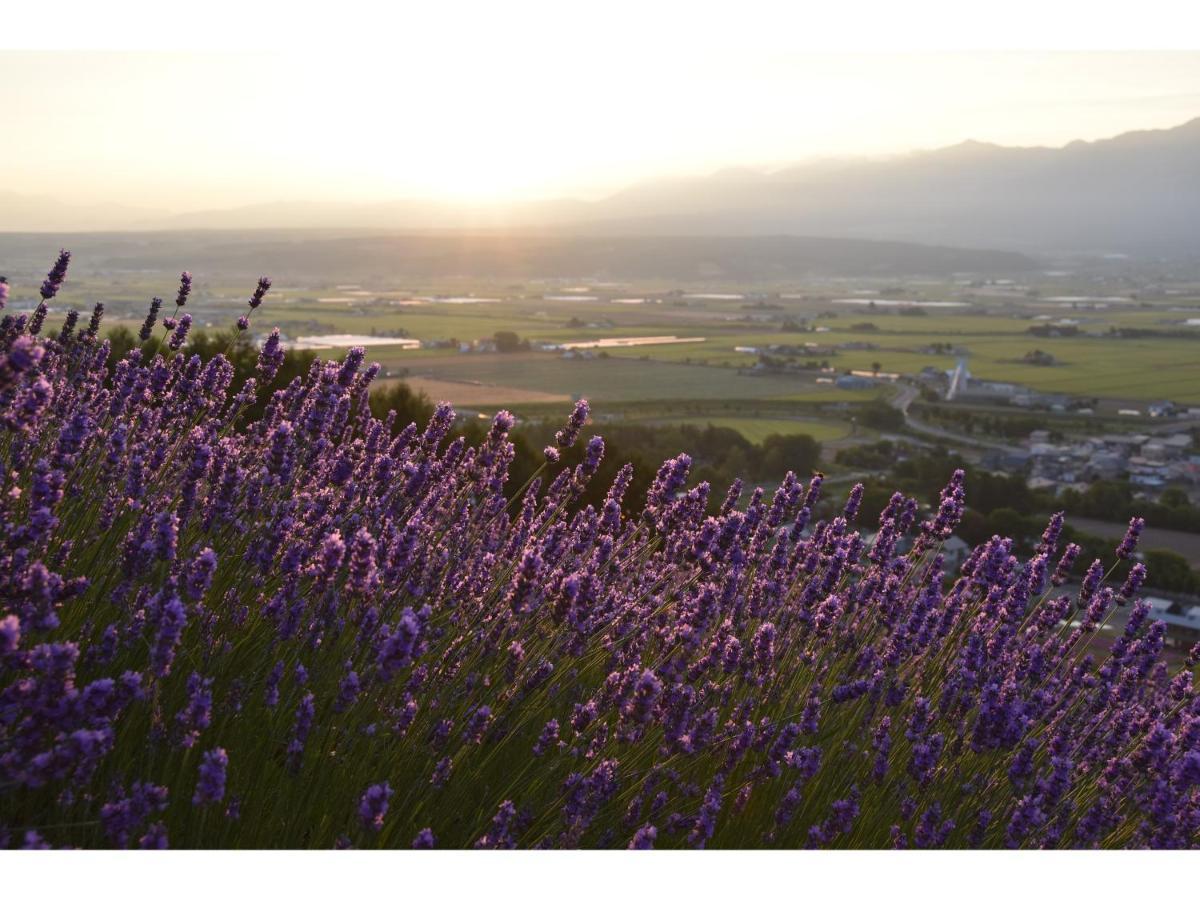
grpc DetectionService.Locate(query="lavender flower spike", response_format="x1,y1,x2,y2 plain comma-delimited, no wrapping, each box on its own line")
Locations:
193,748,228,806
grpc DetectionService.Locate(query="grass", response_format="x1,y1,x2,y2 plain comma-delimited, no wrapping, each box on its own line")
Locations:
637,415,854,444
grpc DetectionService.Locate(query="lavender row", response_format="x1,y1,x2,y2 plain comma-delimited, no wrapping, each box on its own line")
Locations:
0,252,1197,849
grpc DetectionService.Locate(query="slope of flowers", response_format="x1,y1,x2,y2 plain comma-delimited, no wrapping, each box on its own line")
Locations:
1,252,1198,849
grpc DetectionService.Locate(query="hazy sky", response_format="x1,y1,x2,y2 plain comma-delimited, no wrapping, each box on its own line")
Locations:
4,49,1200,211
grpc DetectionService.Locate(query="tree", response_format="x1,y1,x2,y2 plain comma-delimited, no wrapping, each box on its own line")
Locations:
494,331,523,353
1159,487,1190,509
1143,549,1200,594
369,380,434,429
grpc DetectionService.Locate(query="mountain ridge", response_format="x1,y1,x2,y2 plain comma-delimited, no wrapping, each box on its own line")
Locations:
3,117,1199,254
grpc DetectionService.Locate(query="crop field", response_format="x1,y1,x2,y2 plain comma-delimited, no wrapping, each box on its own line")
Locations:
385,353,862,405
634,415,855,444
19,265,1200,419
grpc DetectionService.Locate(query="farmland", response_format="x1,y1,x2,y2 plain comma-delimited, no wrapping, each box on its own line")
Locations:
3,233,1200,438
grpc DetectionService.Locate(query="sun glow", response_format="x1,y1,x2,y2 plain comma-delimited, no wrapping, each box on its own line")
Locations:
3,45,1200,212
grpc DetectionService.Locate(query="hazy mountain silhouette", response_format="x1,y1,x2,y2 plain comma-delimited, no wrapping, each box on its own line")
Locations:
561,118,1200,253
3,118,1198,255
0,191,163,232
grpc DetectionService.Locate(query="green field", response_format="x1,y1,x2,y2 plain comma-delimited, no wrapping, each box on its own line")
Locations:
381,353,868,406
636,415,854,444
47,264,1200,417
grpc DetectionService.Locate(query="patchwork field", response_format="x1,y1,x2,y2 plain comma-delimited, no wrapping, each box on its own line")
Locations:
387,353,866,407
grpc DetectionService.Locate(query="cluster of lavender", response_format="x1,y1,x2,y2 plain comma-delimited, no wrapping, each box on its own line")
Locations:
1,252,1198,849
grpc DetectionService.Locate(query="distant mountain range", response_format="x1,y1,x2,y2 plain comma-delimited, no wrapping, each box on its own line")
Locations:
565,117,1200,254
3,118,1199,255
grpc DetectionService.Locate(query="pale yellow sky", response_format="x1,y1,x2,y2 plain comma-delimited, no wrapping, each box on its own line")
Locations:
4,50,1200,211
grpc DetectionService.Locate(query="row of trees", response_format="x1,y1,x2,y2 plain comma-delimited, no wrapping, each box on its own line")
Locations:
1060,480,1200,534
837,440,1200,595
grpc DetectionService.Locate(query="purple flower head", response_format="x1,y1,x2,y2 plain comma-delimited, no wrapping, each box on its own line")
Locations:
139,297,163,341
1051,542,1080,586
138,823,169,849
176,672,214,747
185,548,218,601
167,313,193,351
0,614,20,656
193,747,228,806
412,828,436,849
555,398,590,449
843,483,865,521
40,249,71,302
629,824,657,849
58,309,79,341
623,669,663,726
577,435,605,480
151,592,187,677
287,693,316,766
533,719,560,756
84,303,104,340
475,800,520,849
1120,562,1147,600
1038,511,1065,556
465,704,494,744
257,328,286,382
335,670,361,712
28,304,48,335
23,831,52,850
175,271,193,308
377,607,421,680
1117,516,1145,559
102,782,169,848
357,782,393,832
248,276,272,310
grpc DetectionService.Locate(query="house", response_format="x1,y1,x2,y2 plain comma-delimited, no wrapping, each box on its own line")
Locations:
836,374,875,390
1148,401,1178,418
1144,598,1200,649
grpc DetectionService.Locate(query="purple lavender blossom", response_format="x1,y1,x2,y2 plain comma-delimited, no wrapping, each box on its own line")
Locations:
139,297,163,341
248,277,272,309
167,313,193,351
1117,516,1145,559
0,255,1185,851
357,782,393,832
39,250,71,302
193,748,228,805
555,399,590,449
175,271,192,308
629,824,657,849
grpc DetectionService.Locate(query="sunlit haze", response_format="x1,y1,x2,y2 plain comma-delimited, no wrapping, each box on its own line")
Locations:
4,49,1200,213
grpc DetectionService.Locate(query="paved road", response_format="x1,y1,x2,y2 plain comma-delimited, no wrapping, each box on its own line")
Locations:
888,384,1022,452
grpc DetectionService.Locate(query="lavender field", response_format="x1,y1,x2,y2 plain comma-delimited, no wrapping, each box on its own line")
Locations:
1,252,1198,850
